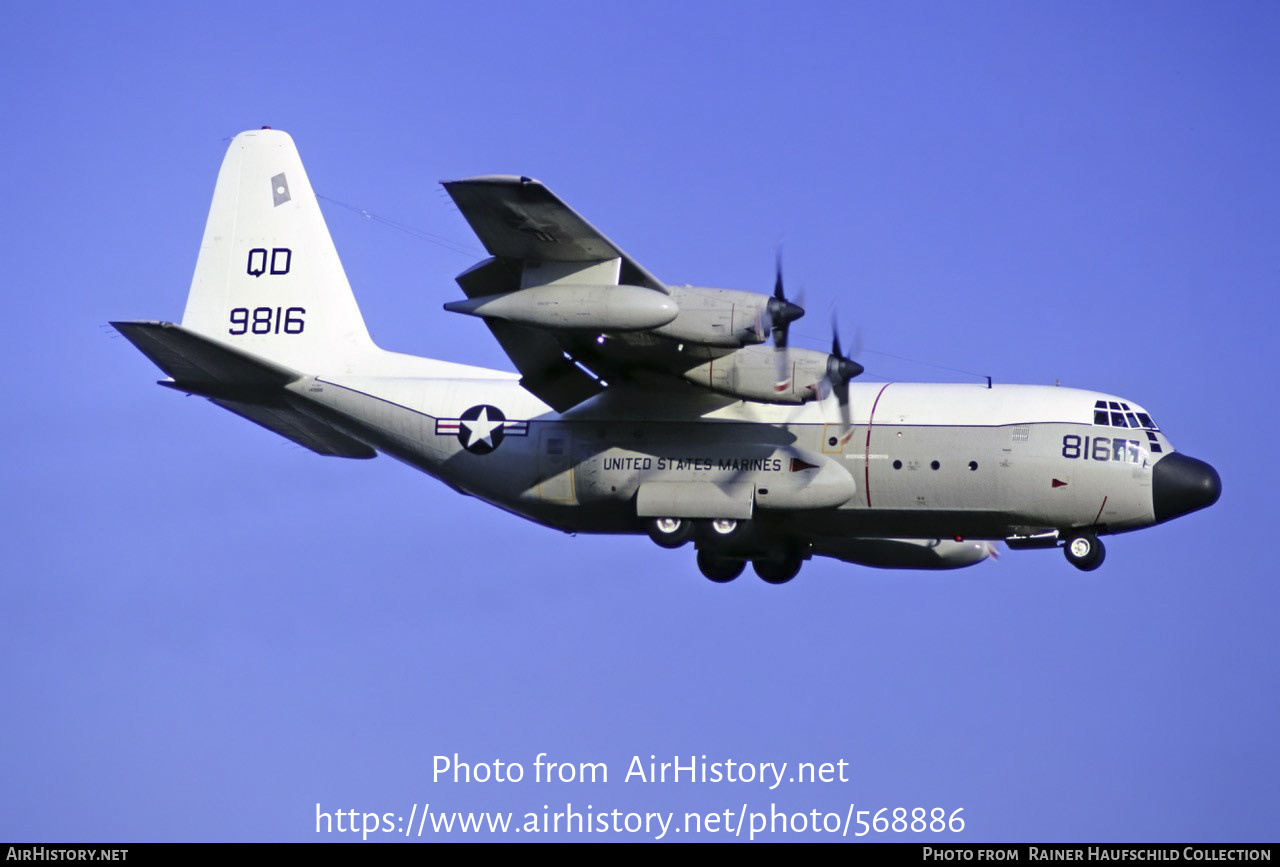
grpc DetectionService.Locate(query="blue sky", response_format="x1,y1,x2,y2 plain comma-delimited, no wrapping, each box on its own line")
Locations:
2,1,1276,842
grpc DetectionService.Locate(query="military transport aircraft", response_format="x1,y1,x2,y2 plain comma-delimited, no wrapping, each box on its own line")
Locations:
113,129,1221,584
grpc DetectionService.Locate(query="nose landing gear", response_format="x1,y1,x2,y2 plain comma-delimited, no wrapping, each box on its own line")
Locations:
1063,532,1106,571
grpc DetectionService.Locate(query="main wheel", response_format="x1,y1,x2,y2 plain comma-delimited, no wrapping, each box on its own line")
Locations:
696,518,753,546
1063,533,1106,571
697,549,745,583
647,517,694,549
753,555,802,585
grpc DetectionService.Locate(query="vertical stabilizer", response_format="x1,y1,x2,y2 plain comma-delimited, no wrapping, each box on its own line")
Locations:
181,128,376,371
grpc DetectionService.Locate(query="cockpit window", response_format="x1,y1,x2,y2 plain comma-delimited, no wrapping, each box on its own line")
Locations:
1092,402,1161,437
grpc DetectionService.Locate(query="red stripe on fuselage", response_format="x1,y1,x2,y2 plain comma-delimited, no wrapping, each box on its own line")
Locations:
864,383,893,507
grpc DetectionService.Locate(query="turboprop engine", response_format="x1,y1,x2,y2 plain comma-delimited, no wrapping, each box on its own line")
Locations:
677,344,832,404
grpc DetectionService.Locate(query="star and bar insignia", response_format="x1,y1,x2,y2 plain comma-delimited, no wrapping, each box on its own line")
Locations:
435,404,529,455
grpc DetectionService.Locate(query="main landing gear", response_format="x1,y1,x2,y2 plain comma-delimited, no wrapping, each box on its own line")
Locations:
752,554,803,585
696,548,745,583
646,517,694,549
1063,532,1106,572
696,546,803,585
647,517,806,584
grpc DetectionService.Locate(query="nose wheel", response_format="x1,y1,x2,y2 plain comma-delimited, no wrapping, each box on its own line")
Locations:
1063,532,1106,571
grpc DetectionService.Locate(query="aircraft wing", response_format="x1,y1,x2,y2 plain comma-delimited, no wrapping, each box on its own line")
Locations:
441,176,807,413
443,177,702,411
443,176,668,292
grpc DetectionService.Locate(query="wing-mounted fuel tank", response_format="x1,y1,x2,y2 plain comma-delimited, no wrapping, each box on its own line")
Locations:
445,282,680,331
447,257,680,332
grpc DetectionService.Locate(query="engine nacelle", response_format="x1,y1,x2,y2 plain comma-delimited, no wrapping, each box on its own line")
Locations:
652,286,773,347
814,538,996,570
679,344,829,404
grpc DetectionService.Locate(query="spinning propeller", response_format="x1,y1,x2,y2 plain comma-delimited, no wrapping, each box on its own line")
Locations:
756,254,862,435
762,253,805,391
825,320,864,443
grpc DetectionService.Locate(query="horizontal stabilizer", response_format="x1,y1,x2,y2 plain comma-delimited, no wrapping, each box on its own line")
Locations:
208,398,375,459
112,320,298,395
112,320,375,458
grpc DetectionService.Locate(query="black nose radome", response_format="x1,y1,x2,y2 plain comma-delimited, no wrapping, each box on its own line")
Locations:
1152,453,1222,523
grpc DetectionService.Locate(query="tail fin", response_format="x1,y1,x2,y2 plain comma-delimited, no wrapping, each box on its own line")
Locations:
181,128,376,371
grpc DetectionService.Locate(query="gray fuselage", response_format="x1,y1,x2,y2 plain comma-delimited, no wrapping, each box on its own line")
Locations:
289,376,1196,544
